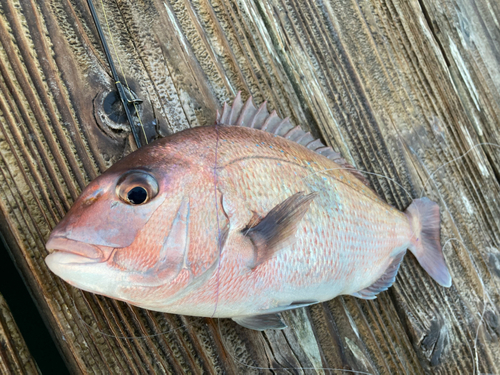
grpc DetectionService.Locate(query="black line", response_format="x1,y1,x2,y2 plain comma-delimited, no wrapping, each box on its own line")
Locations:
87,0,142,148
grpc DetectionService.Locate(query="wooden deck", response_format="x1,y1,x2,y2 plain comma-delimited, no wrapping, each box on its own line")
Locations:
0,0,499,373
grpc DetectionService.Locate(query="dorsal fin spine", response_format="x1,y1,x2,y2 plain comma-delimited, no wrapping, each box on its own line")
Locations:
273,118,291,135
283,125,301,140
261,110,278,131
221,103,230,124
228,92,242,124
236,97,254,126
251,102,268,128
295,132,312,144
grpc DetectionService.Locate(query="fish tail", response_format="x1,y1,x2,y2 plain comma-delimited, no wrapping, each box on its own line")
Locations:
405,197,452,287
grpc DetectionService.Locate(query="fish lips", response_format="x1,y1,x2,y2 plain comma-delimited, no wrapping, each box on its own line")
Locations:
45,236,114,265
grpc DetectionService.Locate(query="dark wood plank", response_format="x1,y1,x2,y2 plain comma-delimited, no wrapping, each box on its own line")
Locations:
0,0,498,373
0,294,39,374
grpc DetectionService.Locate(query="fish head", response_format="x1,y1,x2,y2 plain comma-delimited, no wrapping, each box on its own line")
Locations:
45,141,204,305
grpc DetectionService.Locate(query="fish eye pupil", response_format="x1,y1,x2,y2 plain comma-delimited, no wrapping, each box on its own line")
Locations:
127,186,148,204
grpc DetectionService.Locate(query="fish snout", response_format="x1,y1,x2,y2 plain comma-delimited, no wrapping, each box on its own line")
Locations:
45,236,105,260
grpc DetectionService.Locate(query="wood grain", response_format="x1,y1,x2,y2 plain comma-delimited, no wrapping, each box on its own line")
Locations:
0,0,499,373
0,294,39,374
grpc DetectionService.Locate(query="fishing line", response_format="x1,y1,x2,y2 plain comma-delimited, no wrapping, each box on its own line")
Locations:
211,122,223,318
88,0,148,147
439,179,499,374
70,286,207,340
291,167,414,200
97,0,148,143
215,317,374,374
286,165,425,246
439,238,489,375
417,143,499,200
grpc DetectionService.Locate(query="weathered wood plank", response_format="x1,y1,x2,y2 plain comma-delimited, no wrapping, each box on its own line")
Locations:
0,0,499,373
0,294,39,374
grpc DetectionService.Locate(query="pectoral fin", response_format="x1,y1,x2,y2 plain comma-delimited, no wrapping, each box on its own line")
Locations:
232,313,287,330
242,192,317,268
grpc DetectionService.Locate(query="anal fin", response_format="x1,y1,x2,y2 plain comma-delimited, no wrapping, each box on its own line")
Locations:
351,251,406,300
232,313,287,331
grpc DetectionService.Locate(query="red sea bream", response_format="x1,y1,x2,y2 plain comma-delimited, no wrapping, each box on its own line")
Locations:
45,94,452,330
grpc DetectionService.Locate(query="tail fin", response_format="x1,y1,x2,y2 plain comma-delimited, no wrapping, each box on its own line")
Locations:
405,198,452,287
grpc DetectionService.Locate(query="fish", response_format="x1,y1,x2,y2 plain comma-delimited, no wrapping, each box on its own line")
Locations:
45,93,452,331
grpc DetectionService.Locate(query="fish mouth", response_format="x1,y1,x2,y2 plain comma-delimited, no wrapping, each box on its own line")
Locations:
45,236,110,263
44,237,122,295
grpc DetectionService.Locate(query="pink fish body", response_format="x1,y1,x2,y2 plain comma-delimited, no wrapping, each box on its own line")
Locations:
46,95,451,330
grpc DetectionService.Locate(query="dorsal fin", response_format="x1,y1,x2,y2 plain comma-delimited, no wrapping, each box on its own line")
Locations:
216,92,370,187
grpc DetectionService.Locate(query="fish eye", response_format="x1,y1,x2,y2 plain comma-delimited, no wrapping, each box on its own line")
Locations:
116,171,159,205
